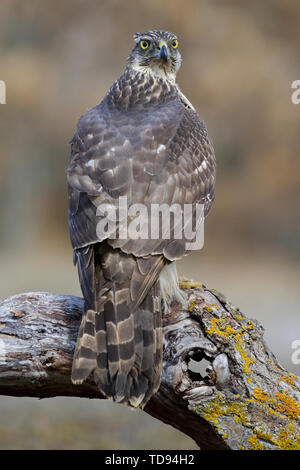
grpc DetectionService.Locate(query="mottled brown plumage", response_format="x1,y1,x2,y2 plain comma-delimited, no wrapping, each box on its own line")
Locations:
67,30,216,407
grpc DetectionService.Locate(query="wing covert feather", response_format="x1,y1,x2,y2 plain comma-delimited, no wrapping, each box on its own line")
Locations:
67,101,215,261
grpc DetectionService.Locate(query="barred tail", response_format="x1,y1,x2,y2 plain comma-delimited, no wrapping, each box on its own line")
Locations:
71,278,162,408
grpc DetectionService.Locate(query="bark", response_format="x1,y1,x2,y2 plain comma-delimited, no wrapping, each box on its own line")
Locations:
0,279,299,450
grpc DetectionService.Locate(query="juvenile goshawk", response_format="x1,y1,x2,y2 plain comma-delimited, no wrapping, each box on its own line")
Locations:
67,30,216,408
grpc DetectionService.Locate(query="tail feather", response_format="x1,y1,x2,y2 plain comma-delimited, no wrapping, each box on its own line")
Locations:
137,282,162,406
71,244,164,408
71,309,98,384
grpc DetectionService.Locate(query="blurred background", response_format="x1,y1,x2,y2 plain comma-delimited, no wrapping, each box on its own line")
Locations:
0,0,299,449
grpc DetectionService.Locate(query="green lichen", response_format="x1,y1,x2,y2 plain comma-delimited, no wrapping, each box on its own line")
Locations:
275,391,300,420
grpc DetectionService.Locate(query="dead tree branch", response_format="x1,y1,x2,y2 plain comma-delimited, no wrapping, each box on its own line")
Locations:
0,280,299,450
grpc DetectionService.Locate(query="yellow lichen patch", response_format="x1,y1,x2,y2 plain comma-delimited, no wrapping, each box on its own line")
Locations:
196,392,300,450
179,277,203,289
280,374,297,388
230,309,245,321
255,429,273,443
205,316,256,377
246,425,293,450
276,424,300,450
197,396,249,429
253,387,269,403
235,341,256,374
205,317,238,338
248,434,265,450
251,386,300,428
275,391,300,420
235,314,244,320
189,298,196,311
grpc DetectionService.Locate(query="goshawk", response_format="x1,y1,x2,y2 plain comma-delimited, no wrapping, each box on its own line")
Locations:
67,30,216,408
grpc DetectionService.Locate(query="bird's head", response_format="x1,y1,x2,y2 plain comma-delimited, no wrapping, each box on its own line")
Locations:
126,30,182,82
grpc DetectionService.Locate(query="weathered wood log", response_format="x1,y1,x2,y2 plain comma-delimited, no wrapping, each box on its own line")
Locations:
0,280,299,450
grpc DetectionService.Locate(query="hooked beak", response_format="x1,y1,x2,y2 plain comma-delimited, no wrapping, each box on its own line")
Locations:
160,44,169,63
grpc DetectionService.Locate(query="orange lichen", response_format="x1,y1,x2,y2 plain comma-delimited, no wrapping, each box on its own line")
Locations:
275,391,300,420
250,385,300,431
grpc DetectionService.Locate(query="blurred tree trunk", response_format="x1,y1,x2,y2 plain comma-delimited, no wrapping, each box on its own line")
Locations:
0,282,299,450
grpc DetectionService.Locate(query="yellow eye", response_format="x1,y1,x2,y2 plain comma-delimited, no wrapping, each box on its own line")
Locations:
171,39,178,49
140,40,150,50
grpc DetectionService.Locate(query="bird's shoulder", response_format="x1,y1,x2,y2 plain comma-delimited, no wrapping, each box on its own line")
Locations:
69,71,212,162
